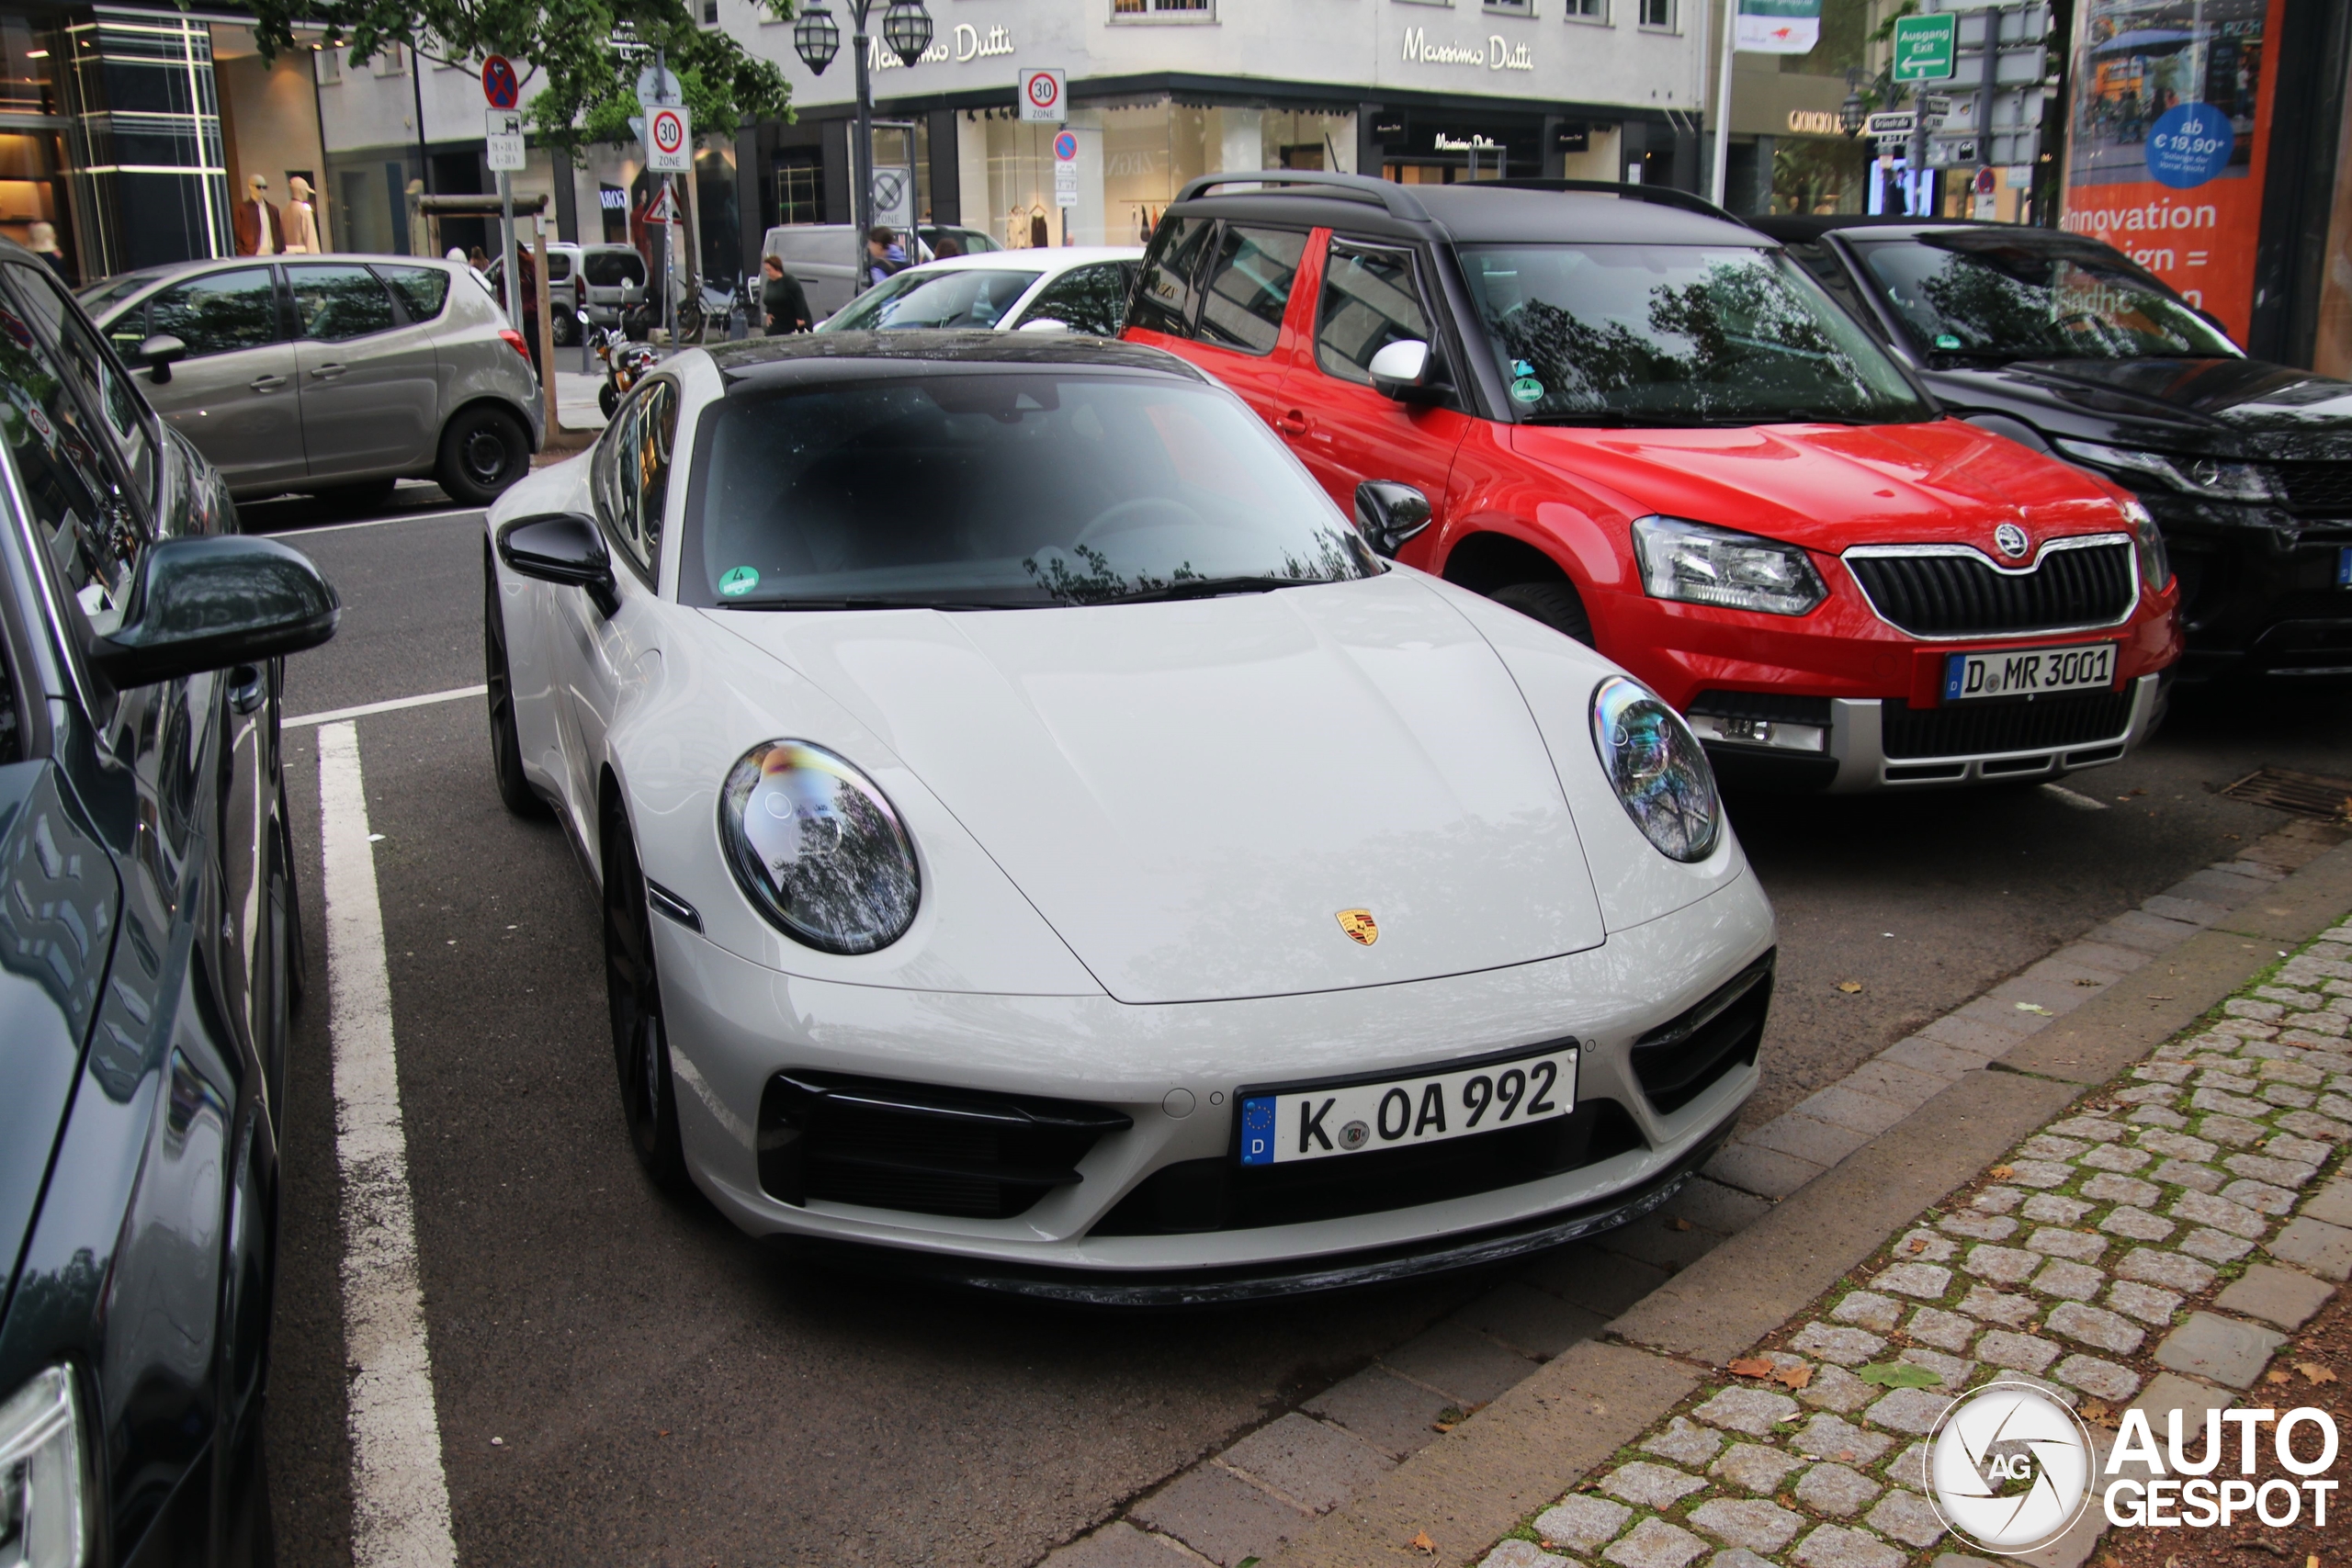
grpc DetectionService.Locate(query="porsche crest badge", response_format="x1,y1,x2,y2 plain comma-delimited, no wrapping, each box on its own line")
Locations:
1336,908,1379,946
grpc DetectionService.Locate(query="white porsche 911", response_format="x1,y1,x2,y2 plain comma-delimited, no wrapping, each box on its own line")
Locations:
483,333,1775,1302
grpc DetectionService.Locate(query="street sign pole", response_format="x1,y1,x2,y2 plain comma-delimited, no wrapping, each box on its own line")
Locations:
482,55,525,333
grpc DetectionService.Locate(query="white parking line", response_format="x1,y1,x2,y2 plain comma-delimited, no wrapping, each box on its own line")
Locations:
317,722,460,1568
288,685,487,729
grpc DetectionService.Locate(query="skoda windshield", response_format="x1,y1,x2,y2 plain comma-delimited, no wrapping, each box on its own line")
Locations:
682,369,1378,610
1845,231,2241,364
1463,243,1932,426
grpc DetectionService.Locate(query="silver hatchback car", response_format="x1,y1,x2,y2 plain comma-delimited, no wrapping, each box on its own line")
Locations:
80,254,543,509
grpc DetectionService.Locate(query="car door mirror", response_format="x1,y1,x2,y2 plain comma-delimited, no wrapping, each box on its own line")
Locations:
137,333,188,384
1368,338,1438,402
497,512,618,615
1353,480,1432,558
87,536,339,687
1015,317,1070,333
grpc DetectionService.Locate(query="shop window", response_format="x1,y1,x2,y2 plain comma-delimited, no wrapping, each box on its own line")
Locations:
141,266,281,359
287,264,396,342
1196,225,1306,355
775,154,823,229
1638,0,1674,27
1128,215,1216,338
1316,242,1432,384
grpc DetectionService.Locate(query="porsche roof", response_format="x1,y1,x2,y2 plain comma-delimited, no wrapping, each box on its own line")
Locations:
702,330,1209,390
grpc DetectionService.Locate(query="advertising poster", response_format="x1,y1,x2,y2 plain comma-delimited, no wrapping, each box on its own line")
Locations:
2058,0,2283,343
1736,0,1822,54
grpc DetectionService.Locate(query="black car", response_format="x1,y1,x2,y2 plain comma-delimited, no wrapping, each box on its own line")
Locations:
1752,216,2352,682
0,239,336,1564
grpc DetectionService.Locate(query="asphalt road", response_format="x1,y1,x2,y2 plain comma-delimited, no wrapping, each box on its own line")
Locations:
259,486,2352,1566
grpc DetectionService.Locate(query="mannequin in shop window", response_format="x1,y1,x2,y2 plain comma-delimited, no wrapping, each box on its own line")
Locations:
234,175,286,257
284,175,322,254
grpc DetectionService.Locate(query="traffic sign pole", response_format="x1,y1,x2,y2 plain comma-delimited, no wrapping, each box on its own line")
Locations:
483,55,524,335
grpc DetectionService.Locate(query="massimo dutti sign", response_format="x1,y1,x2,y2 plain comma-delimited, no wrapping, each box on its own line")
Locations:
1400,28,1534,72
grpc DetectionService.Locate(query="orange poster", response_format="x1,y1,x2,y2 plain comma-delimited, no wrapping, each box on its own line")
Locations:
2058,0,2284,344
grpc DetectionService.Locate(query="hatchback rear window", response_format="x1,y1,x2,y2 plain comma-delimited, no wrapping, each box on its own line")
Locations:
374,264,450,321
585,252,646,287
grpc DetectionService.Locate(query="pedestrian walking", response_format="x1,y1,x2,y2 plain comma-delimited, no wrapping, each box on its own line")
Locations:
497,245,542,377
865,226,907,288
760,254,810,335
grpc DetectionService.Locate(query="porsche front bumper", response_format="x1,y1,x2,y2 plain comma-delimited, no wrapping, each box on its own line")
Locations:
650,868,1774,1292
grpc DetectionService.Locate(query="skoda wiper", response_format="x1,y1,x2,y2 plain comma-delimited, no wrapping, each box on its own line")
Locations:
1521,411,1735,428
1089,574,1309,605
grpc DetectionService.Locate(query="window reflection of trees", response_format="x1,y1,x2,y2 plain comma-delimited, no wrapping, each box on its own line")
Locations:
141,269,279,360
1909,254,2202,358
1482,255,1884,420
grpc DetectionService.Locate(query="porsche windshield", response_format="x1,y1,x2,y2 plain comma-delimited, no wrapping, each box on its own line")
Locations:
1847,234,2241,362
1462,243,1930,425
683,372,1379,609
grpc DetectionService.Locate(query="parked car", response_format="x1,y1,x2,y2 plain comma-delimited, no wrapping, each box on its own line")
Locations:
815,247,1144,336
1752,215,2352,683
487,242,671,344
480,332,1774,1300
81,254,543,509
1124,174,2182,792
760,224,865,321
0,235,336,1564
919,223,1002,257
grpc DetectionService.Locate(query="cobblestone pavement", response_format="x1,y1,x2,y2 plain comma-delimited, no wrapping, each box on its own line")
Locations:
1473,914,2352,1568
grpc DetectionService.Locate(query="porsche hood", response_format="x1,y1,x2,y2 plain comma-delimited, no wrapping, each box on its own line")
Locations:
708,572,1608,1004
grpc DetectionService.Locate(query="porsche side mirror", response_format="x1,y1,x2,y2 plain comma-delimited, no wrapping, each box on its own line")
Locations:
1015,317,1070,333
497,513,618,616
1353,480,1432,558
87,536,339,687
1368,339,1432,401
138,333,188,384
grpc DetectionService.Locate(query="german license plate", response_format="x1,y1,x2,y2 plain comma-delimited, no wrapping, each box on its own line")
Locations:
1237,1045,1577,1167
1942,642,2117,703
2337,546,2350,587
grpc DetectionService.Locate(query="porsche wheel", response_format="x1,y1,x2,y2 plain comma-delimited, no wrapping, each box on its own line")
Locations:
1493,580,1596,647
483,545,545,818
604,808,690,1192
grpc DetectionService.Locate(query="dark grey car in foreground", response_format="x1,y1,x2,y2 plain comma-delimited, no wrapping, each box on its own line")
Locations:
79,254,544,511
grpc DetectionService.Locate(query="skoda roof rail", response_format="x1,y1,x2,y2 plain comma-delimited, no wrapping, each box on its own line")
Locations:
1171,170,1432,222
1481,178,1743,225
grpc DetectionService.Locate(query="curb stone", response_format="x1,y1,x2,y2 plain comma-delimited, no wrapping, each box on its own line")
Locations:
1038,826,2352,1568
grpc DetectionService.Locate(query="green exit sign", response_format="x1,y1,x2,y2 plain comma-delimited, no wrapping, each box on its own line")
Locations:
1892,12,1957,83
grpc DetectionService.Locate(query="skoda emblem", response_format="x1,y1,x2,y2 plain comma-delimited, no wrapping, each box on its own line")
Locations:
1336,908,1379,946
1994,522,2030,559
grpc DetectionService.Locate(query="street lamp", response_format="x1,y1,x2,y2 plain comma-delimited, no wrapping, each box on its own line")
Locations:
791,0,933,290
1839,69,1866,137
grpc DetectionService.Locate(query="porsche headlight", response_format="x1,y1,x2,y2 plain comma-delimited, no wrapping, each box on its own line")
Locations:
718,741,920,954
1631,515,1827,616
0,1366,87,1568
1590,677,1722,863
2053,439,2283,504
2121,498,2172,592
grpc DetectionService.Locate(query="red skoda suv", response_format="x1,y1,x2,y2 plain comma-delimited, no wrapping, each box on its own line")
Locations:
1123,174,2181,791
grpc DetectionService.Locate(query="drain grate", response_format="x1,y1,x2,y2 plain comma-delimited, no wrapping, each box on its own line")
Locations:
2219,766,2352,821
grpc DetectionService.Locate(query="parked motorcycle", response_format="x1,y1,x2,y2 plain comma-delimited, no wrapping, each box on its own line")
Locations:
593,325,659,418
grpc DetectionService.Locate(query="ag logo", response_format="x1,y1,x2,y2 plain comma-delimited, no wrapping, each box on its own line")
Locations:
1335,908,1379,946
1927,1381,2094,1555
1994,522,2030,558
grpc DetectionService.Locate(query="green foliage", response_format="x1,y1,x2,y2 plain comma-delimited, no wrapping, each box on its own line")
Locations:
242,0,799,156
1854,1361,1942,1388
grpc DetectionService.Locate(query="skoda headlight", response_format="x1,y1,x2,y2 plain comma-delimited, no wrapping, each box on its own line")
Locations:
0,1367,87,1568
1631,516,1827,615
2120,497,2172,591
2054,438,2283,504
718,740,920,954
1590,677,1722,863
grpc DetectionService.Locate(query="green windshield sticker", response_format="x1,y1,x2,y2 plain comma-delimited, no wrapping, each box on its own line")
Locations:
1934,333,1962,349
719,566,760,597
1510,376,1545,403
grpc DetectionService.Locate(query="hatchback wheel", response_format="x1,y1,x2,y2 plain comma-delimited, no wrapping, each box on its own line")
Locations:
1492,580,1596,647
604,810,691,1193
436,404,529,507
483,543,545,818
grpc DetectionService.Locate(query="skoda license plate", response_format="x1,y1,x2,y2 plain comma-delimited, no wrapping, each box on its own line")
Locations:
1237,1045,1577,1167
1942,642,2117,703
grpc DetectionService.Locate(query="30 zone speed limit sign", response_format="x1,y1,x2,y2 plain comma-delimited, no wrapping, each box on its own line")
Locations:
646,105,692,171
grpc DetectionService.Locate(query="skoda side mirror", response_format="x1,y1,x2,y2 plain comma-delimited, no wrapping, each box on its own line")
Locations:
87,536,339,687
137,333,188,385
497,513,618,616
1353,480,1432,558
1368,339,1433,402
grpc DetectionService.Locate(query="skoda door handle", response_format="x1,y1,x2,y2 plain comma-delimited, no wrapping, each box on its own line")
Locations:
311,363,347,381
249,374,288,392
1273,409,1310,437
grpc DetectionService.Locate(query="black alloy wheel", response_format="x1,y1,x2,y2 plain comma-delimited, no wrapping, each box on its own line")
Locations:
482,544,545,818
435,405,529,508
604,808,691,1192
1493,580,1597,647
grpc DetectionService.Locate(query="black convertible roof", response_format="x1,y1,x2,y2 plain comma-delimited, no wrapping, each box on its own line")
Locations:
1160,172,1771,249
703,330,1208,390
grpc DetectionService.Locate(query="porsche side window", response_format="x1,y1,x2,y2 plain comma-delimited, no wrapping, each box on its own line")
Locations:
593,395,640,562
1019,264,1132,336
625,380,677,578
1196,226,1307,356
1127,216,1216,339
1315,242,1433,385
3,262,159,525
